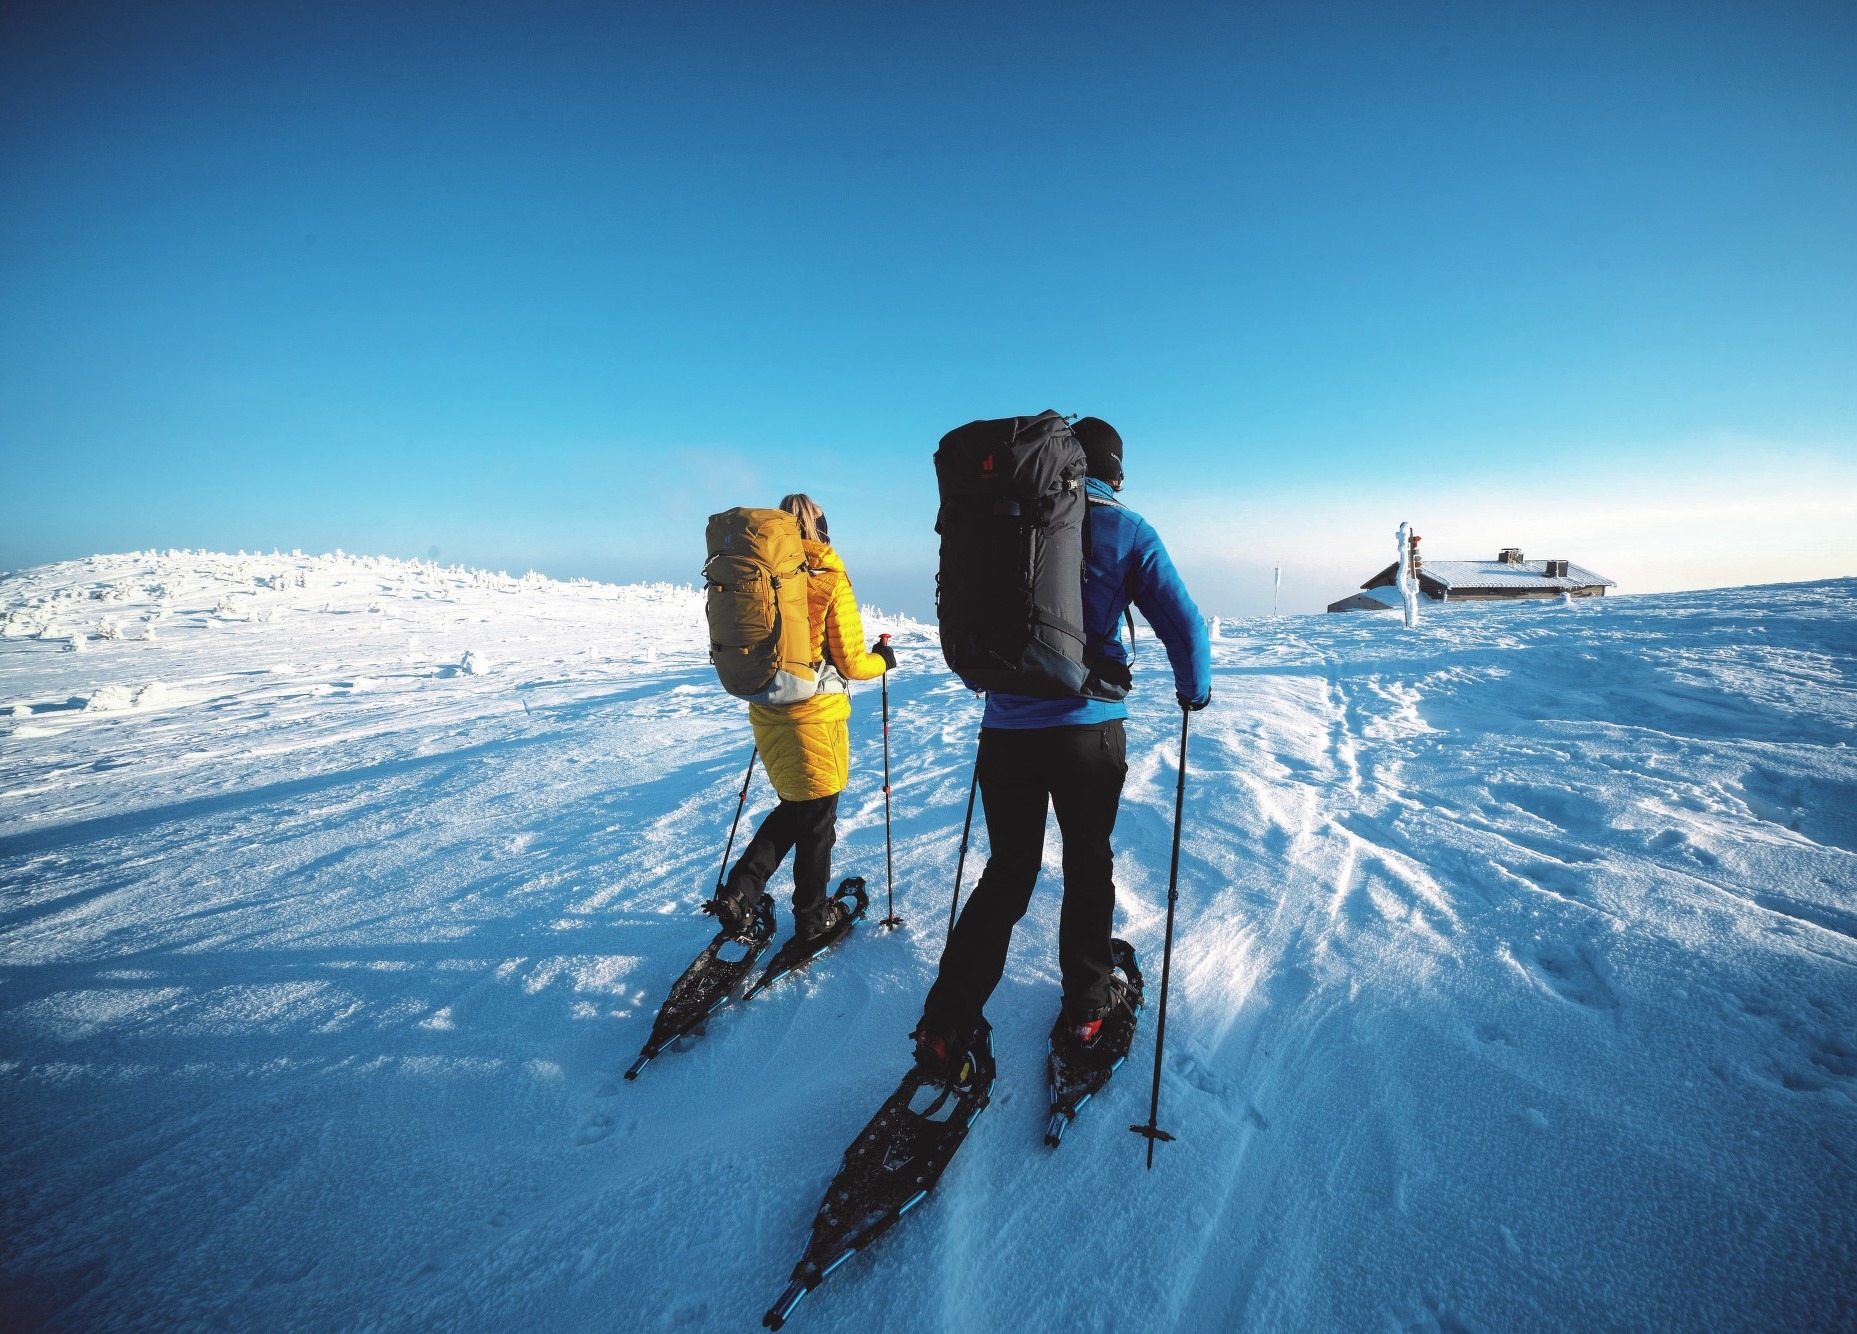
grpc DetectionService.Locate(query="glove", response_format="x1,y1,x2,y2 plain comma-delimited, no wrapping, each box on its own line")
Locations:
872,641,898,671
1178,689,1210,712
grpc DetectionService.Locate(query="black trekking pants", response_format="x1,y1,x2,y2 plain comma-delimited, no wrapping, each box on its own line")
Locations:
725,792,839,937
921,720,1128,1040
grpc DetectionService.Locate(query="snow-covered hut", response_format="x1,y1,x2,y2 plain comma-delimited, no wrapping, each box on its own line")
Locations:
1328,547,1614,612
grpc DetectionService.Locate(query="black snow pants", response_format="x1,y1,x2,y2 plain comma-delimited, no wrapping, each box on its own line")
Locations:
724,793,839,938
921,720,1128,1041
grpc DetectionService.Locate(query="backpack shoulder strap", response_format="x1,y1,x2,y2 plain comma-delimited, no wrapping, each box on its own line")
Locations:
1083,491,1137,665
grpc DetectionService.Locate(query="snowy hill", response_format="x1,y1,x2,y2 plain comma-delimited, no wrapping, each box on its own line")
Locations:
3,551,1853,1331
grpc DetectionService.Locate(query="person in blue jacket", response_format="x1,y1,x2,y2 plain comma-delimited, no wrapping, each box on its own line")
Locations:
915,416,1213,1073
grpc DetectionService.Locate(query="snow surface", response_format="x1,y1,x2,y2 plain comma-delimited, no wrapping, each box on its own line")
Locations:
3,551,1855,1332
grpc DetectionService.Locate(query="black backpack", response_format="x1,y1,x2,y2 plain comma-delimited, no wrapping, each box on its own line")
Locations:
935,411,1130,699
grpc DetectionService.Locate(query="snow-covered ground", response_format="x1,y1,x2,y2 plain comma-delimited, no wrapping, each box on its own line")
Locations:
3,551,1853,1332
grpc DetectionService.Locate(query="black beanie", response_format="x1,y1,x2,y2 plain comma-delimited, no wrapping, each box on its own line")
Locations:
1072,417,1123,483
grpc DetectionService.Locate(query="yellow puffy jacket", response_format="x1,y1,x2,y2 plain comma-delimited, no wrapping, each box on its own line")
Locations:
749,540,888,802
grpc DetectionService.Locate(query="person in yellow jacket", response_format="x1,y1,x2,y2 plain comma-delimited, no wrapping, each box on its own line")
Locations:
709,493,896,944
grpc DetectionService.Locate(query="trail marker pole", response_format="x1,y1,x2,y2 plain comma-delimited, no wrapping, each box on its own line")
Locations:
1396,522,1420,630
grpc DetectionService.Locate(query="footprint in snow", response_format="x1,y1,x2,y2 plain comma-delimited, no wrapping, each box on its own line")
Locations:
1384,1293,1475,1333
1737,766,1857,852
1503,858,1589,903
250,1257,319,1289
1525,941,1619,1012
1647,827,1720,867
1170,1050,1235,1104
574,1112,616,1146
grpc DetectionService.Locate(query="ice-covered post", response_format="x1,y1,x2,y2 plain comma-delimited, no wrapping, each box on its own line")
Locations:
1273,563,1281,617
1395,522,1419,629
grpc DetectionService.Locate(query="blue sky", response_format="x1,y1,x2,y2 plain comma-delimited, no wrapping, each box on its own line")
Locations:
3,1,1853,616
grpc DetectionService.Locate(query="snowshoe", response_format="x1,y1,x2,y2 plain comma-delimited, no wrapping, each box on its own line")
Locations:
1045,938,1144,1147
624,895,776,1080
742,877,869,1002
762,1023,995,1330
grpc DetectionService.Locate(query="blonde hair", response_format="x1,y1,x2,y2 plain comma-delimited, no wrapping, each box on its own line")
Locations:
779,493,826,544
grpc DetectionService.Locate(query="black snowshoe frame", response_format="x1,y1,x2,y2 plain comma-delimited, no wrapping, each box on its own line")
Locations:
624,896,777,1079
1045,938,1145,1147
762,1024,997,1330
626,878,871,1080
743,877,869,1001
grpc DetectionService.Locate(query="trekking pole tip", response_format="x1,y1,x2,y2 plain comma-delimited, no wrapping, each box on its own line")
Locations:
1130,1122,1175,1170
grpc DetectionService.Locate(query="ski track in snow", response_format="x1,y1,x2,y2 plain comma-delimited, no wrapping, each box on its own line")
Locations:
2,551,1854,1332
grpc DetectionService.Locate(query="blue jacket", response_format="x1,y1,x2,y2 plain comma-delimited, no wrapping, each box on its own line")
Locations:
984,477,1212,729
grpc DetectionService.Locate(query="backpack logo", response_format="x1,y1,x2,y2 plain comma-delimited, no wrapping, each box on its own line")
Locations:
980,453,996,477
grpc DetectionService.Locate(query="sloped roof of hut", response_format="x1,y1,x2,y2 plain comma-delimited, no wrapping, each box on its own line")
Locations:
1364,559,1615,591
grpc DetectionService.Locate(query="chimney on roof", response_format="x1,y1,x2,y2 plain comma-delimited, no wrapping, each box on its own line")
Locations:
1498,547,1524,564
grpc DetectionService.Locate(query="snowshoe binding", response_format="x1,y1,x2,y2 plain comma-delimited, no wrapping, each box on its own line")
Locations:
1045,938,1144,1147
624,894,776,1080
762,1022,995,1329
743,877,869,1002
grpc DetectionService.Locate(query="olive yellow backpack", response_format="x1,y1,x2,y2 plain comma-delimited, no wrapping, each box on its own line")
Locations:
702,507,819,704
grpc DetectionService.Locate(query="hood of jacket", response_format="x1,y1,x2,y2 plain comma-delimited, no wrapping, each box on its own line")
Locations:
804,539,842,574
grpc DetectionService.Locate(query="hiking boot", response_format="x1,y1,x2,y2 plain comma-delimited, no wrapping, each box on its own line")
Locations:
704,887,766,938
911,1025,975,1083
1063,977,1126,1049
795,897,848,948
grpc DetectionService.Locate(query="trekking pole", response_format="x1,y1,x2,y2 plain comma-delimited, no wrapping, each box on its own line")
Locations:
714,746,758,899
948,724,982,945
1131,706,1191,1169
878,636,902,929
